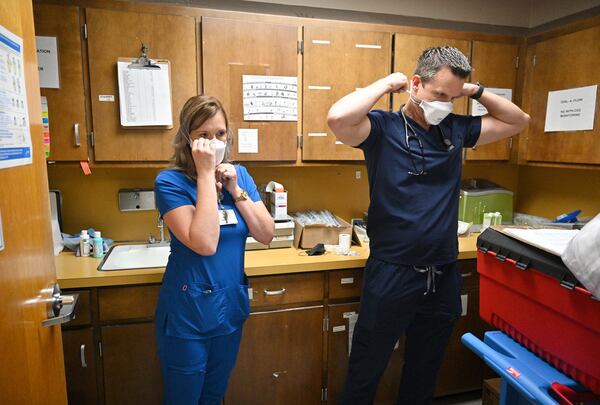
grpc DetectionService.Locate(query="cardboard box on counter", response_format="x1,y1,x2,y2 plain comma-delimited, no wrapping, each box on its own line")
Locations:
293,216,352,249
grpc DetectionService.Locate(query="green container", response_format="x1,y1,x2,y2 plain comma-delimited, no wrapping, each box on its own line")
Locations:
458,180,513,225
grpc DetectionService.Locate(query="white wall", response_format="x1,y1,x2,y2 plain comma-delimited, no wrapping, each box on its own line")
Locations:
192,0,600,27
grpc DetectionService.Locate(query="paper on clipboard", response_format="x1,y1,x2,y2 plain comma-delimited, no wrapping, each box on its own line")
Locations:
117,59,173,127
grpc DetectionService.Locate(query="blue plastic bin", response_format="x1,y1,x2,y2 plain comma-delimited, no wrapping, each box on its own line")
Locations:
462,331,595,405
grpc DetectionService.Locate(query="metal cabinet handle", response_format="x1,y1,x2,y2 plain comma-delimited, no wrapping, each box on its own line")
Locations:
461,272,473,278
42,283,79,327
272,370,287,379
263,288,286,296
74,123,80,147
80,344,87,368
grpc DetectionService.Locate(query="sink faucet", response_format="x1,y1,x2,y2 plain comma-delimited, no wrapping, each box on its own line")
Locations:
148,212,169,247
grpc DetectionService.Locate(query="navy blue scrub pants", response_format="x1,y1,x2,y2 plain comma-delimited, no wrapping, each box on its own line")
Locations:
156,325,243,405
339,257,463,405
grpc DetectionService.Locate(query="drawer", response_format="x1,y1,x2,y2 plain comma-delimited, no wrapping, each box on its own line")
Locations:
248,273,324,308
98,285,160,321
328,269,364,299
457,259,478,291
64,289,92,327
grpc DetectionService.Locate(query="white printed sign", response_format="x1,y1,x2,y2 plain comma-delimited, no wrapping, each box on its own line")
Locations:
471,88,512,117
36,36,60,89
243,75,298,121
545,85,597,132
238,128,258,153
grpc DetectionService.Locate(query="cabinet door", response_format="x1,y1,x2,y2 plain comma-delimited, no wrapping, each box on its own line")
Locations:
393,34,471,115
327,302,405,405
62,328,98,405
86,8,196,161
202,17,299,162
524,26,600,164
303,27,391,161
465,41,519,161
225,306,324,404
101,323,162,405
33,4,89,161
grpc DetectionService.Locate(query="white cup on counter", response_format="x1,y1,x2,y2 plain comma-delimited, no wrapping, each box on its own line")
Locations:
338,233,351,255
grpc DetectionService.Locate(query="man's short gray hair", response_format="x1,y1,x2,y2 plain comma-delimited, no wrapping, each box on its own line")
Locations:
415,46,472,83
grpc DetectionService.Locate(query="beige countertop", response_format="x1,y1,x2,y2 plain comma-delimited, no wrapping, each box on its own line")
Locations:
55,234,479,289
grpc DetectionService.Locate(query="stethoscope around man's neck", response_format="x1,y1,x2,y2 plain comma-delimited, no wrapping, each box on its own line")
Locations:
399,105,455,176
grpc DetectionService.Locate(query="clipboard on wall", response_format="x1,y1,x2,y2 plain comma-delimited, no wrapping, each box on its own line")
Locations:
116,57,173,128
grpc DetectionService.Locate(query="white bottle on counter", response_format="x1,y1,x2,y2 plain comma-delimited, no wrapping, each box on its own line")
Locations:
92,231,103,258
79,230,90,256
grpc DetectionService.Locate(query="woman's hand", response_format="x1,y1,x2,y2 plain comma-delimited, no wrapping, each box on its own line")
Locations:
190,138,216,175
215,163,238,194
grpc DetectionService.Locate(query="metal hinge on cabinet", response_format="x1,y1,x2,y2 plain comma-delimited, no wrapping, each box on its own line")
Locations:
298,134,303,149
90,130,95,147
509,137,513,149
323,317,329,332
297,40,304,54
515,56,519,69
533,55,536,66
98,341,102,357
321,387,328,401
83,23,88,40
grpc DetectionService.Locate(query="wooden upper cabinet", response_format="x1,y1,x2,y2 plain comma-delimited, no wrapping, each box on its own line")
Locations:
393,34,471,114
202,17,299,162
524,25,600,164
465,41,519,161
86,8,197,161
33,4,89,161
303,27,391,161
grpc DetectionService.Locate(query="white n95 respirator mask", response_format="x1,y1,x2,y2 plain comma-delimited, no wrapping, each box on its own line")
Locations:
409,82,453,125
211,139,226,166
189,138,227,166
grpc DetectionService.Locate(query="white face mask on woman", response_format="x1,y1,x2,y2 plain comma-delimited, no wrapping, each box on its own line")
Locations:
409,83,453,125
189,138,227,166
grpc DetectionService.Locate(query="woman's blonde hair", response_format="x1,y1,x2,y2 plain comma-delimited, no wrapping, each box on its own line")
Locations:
171,95,233,180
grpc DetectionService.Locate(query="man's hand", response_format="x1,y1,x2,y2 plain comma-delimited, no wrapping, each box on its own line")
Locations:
384,72,409,94
461,82,480,97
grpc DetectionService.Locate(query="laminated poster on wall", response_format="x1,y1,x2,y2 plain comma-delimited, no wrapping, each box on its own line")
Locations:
242,75,298,121
0,24,32,170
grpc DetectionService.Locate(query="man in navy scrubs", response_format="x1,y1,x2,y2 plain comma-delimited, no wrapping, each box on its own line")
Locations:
327,47,530,404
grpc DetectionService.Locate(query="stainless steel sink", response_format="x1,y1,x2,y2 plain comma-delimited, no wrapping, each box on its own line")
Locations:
98,244,171,271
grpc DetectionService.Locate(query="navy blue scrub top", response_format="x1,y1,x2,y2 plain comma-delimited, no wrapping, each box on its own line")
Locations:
154,165,261,339
359,109,481,266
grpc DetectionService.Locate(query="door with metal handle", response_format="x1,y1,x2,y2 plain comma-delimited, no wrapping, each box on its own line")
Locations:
43,283,79,327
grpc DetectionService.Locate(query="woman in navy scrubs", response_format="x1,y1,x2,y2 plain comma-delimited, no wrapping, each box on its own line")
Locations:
154,95,274,404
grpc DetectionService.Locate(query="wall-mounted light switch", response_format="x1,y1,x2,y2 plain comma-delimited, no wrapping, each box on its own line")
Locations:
118,189,156,211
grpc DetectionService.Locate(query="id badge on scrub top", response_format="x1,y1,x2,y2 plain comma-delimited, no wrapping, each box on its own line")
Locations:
219,209,238,226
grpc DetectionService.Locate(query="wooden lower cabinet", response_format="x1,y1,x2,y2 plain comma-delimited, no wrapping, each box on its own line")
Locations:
60,260,490,403
101,323,163,405
225,306,325,405
61,328,98,404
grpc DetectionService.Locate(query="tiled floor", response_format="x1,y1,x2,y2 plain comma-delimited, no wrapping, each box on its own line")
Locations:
432,390,482,405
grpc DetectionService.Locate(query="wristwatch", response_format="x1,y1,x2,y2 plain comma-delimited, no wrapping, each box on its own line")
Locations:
471,82,485,100
234,189,249,202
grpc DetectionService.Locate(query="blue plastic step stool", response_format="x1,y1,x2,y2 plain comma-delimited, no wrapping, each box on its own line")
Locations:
462,331,595,405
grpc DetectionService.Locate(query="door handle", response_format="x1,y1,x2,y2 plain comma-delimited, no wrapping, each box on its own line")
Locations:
263,288,286,296
80,344,87,368
74,123,80,147
42,283,79,327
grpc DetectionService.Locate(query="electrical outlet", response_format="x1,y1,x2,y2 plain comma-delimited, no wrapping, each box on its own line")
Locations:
118,189,156,211
355,170,361,179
